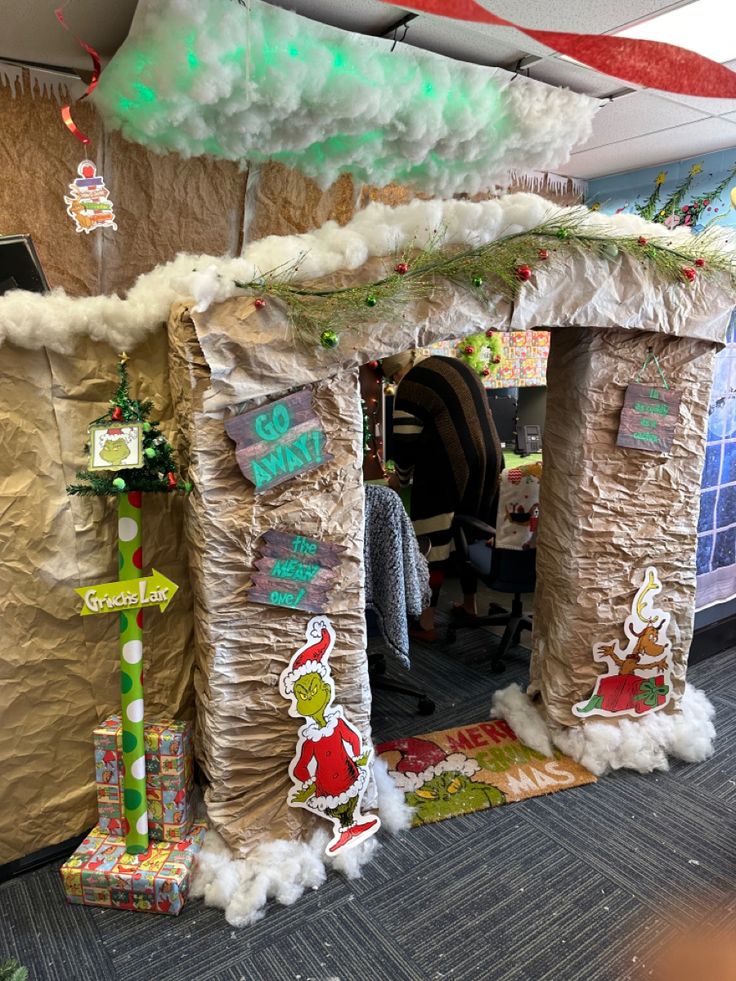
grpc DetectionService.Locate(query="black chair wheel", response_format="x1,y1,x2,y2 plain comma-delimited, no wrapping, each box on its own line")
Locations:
491,659,506,675
446,627,457,644
418,697,436,715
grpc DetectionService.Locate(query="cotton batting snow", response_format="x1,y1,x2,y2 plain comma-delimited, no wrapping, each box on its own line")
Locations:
491,682,716,776
190,754,410,926
0,192,718,355
93,0,597,196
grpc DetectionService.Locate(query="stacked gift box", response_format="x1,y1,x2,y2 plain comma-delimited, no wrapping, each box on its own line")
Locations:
61,715,204,916
94,716,194,842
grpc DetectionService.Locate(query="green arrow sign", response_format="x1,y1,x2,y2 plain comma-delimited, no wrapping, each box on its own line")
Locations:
75,568,178,616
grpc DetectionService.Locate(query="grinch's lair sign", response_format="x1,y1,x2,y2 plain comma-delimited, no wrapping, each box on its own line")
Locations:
225,390,333,493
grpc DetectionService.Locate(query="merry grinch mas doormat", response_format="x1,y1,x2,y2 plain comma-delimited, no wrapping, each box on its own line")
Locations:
376,721,596,827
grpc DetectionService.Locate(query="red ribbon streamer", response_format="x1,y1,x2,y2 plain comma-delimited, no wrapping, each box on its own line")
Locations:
55,7,101,145
381,0,736,99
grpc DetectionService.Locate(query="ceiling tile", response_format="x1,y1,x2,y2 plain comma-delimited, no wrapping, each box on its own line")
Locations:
402,18,528,67
557,116,736,179
575,91,709,152
528,57,641,97
266,0,400,34
432,0,685,34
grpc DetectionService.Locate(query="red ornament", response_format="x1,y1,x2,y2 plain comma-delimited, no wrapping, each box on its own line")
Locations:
493,355,501,364
464,345,475,355
515,265,532,282
166,471,177,489
681,266,697,282
394,262,409,275
637,236,648,245
695,258,706,268
368,360,380,369
481,367,491,377
704,199,710,205
254,298,266,310
537,248,549,260
485,328,496,337
111,406,123,421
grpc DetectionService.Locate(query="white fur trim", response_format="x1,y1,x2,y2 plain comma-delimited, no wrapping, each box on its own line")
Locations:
390,754,480,793
300,713,340,743
280,659,329,696
308,766,368,812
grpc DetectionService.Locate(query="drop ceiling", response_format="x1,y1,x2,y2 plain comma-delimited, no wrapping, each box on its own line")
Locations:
2,0,736,181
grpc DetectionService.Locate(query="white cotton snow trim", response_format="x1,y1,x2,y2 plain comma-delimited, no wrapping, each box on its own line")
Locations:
552,683,717,776
1,192,721,355
373,756,414,833
190,826,376,927
390,753,480,793
491,683,554,758
93,0,597,196
491,682,716,776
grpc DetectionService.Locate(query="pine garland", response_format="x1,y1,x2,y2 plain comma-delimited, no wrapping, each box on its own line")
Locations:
67,358,190,497
233,210,735,348
0,962,28,981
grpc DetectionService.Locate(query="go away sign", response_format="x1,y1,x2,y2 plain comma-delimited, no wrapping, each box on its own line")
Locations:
225,390,333,494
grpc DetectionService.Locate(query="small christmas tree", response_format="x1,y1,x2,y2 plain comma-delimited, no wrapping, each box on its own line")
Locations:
67,357,189,497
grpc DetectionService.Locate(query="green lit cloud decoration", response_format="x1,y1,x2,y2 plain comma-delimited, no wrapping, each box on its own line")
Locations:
93,0,598,196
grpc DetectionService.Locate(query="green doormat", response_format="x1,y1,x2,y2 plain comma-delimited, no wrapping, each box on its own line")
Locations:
376,719,596,826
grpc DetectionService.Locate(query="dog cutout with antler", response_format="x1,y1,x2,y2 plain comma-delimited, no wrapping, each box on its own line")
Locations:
573,567,673,719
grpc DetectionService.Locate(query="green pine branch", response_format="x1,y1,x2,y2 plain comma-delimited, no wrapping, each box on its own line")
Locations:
0,961,28,981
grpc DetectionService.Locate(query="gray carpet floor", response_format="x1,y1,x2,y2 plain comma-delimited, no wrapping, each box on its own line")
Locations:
2,604,736,981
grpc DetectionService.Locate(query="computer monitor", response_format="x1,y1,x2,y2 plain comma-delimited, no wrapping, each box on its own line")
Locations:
0,235,49,296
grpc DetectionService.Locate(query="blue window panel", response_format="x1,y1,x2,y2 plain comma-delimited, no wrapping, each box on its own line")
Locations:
697,533,714,575
702,442,722,489
713,526,736,571
716,484,736,528
698,490,717,533
723,441,736,485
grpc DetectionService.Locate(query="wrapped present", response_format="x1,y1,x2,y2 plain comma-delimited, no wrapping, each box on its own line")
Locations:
61,823,206,915
94,716,194,841
592,673,669,715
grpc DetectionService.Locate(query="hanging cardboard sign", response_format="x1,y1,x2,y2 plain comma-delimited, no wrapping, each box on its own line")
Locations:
616,384,682,455
247,530,346,613
572,567,673,719
279,616,380,855
89,423,144,471
225,390,333,493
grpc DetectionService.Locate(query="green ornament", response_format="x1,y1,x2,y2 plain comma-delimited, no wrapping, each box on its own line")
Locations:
184,481,193,493
144,447,156,459
142,422,152,432
365,295,378,307
600,242,619,260
112,477,126,491
320,329,340,349
556,228,570,240
472,276,484,288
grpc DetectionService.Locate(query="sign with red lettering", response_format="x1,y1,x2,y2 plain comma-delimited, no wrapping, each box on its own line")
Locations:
225,390,333,494
247,530,346,614
616,383,682,456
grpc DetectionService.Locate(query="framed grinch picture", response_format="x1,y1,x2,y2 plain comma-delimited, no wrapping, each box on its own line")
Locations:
88,423,144,471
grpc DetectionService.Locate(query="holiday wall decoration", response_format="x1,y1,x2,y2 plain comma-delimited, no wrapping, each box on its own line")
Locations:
573,568,673,719
225,390,333,493
64,161,117,234
247,530,345,614
279,617,380,855
93,0,597,197
616,383,682,455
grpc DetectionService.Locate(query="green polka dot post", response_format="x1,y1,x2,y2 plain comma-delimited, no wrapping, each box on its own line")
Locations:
118,491,148,854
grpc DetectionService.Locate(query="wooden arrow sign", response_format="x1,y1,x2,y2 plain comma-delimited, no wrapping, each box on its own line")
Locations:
75,569,179,616
246,530,345,614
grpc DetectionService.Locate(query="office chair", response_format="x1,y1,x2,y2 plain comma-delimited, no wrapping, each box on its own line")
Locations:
446,513,536,673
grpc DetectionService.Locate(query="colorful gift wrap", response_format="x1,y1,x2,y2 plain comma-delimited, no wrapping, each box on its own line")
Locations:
595,673,669,715
94,716,194,841
61,823,206,915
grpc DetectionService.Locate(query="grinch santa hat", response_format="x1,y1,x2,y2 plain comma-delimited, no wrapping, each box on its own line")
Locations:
280,617,336,696
381,736,480,793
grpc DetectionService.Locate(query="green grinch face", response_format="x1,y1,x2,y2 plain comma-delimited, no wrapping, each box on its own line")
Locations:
293,671,331,719
405,771,505,824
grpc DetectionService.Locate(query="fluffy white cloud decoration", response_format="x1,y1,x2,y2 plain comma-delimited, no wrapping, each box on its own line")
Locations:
93,0,598,195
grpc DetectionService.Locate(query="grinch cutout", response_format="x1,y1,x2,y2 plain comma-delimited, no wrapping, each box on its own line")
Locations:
279,617,380,855
65,160,117,234
380,737,505,826
573,567,672,719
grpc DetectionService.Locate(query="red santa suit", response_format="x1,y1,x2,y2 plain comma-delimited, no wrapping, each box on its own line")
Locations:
292,711,367,810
